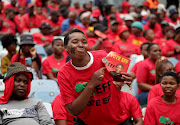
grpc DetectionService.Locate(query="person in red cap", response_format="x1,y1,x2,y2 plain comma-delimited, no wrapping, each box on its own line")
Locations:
0,62,54,125
120,0,131,14
91,9,101,21
21,3,42,32
113,26,136,58
4,0,18,12
32,22,54,45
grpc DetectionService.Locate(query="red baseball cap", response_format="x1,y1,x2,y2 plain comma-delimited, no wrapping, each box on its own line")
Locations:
118,26,129,35
91,9,101,18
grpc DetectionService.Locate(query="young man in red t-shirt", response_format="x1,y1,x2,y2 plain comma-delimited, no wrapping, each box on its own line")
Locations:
58,29,134,125
4,0,18,12
144,72,180,125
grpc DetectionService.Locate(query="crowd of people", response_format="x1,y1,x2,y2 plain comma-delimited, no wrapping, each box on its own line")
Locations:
0,0,180,124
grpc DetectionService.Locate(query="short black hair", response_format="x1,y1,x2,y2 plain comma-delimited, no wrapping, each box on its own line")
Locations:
143,29,151,37
161,72,179,84
140,42,150,51
52,38,63,46
147,43,158,53
1,34,17,49
50,11,59,16
175,26,180,35
64,29,85,46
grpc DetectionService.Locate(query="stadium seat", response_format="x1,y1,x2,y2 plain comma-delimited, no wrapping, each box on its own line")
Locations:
30,28,40,34
34,45,48,59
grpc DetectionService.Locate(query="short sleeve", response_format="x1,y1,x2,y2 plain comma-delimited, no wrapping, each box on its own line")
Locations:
11,54,18,63
144,101,156,125
42,58,52,75
129,95,142,119
57,71,76,106
162,40,173,55
51,95,67,120
112,42,122,55
136,61,149,83
87,38,96,49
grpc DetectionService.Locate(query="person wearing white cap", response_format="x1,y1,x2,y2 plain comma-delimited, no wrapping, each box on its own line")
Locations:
124,14,134,33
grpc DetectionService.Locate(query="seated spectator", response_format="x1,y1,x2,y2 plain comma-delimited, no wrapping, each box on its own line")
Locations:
4,0,18,12
136,43,161,106
11,34,41,76
91,9,101,22
88,23,112,53
124,14,134,34
42,38,67,82
48,0,58,12
130,43,150,79
83,1,92,12
144,72,180,124
45,11,61,36
155,21,169,39
175,60,180,79
143,29,155,43
14,6,26,24
113,81,143,124
0,62,54,125
21,4,41,32
128,21,146,55
61,11,79,35
51,94,77,125
143,14,161,35
107,21,120,43
74,11,91,33
36,6,48,21
163,27,180,60
32,22,54,45
168,9,180,29
113,26,136,58
0,9,22,35
1,34,17,74
120,0,131,14
69,1,83,15
148,58,180,103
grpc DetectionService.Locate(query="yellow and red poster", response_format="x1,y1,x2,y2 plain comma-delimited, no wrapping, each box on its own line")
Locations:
102,51,131,78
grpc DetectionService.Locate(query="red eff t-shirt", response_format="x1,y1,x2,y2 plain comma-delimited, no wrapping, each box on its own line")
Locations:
148,84,180,104
163,39,180,60
42,54,67,78
88,37,113,53
51,94,76,125
112,40,137,58
130,61,142,76
32,32,54,45
128,34,146,55
58,50,128,125
136,58,156,93
144,96,180,125
143,23,161,35
107,30,120,43
119,91,142,121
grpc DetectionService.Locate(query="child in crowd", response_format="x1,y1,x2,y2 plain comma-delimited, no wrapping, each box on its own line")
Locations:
144,72,180,124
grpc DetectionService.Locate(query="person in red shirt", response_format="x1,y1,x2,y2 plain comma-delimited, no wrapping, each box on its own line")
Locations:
144,72,180,125
0,8,22,35
155,21,169,39
148,58,180,104
42,38,67,82
120,0,131,14
36,6,48,21
129,21,146,55
11,34,41,75
0,1,4,19
175,61,180,79
51,94,77,125
21,4,42,32
4,0,18,12
163,27,180,60
113,26,136,57
143,14,161,35
58,29,133,125
136,43,161,106
47,0,58,12
168,9,180,29
124,14,134,34
143,29,155,43
88,23,113,53
32,22,54,45
14,6,25,25
69,1,83,15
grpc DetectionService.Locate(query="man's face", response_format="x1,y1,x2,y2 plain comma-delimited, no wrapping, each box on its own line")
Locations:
111,24,118,32
11,0,17,6
9,12,15,20
149,15,157,25
12,74,29,100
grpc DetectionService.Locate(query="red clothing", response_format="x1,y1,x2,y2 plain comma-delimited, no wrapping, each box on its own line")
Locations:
11,54,42,65
0,73,32,104
112,40,137,57
32,32,54,45
69,7,83,15
130,61,142,76
74,23,89,33
163,39,180,60
18,0,27,7
0,18,22,35
153,38,167,55
21,14,42,31
119,91,142,121
107,13,124,27
148,84,180,104
51,94,76,125
4,4,18,12
155,31,165,39
88,37,112,53
128,35,146,55
42,54,67,78
175,61,180,74
58,50,128,125
107,30,120,42
43,19,61,36
47,4,58,12
143,23,161,35
144,96,180,125
136,58,156,94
